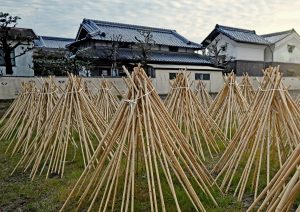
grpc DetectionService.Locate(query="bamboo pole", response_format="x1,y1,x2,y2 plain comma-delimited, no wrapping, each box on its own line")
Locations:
165,71,228,161
212,66,300,202
60,65,219,211
12,74,108,179
194,80,213,110
248,144,300,211
209,71,249,140
93,80,120,122
239,72,256,105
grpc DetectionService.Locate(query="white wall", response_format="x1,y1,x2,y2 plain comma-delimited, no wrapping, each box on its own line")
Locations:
207,34,266,61
153,69,224,94
0,69,223,99
236,76,300,98
273,32,300,63
0,42,34,77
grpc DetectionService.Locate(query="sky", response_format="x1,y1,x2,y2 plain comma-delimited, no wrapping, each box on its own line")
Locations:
1,0,300,43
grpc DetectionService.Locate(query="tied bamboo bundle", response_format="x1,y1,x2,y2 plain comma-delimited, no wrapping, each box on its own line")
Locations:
12,74,108,179
0,81,38,148
61,66,219,212
3,78,59,155
94,80,120,122
165,71,227,161
239,73,256,105
194,80,213,109
83,81,95,100
209,71,249,139
212,66,300,201
248,144,300,211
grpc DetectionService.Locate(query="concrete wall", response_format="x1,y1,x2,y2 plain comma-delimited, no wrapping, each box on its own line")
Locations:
0,43,34,77
0,69,223,99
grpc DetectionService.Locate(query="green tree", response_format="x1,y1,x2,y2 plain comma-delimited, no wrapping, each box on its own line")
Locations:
0,12,35,74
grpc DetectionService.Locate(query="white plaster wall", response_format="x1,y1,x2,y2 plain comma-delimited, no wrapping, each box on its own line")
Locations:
207,34,237,60
235,43,265,61
236,76,300,96
153,69,224,94
0,42,34,77
273,33,300,63
206,34,266,61
0,69,223,99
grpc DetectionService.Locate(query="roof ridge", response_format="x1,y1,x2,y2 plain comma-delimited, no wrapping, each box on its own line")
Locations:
84,18,175,33
38,35,74,41
217,24,256,33
261,29,295,37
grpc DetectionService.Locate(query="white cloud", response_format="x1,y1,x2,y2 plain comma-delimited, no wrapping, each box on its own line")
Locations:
1,0,300,42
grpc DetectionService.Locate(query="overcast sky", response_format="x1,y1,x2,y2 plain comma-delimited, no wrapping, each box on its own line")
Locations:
2,0,300,43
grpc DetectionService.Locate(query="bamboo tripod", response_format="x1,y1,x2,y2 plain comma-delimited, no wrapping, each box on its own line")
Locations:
165,71,227,161
209,71,249,140
0,81,37,144
194,80,213,110
94,80,120,122
212,66,300,201
61,66,219,212
239,73,256,105
12,74,108,179
2,78,59,155
247,144,300,211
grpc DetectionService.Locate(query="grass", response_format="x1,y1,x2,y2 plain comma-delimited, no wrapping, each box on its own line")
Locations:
0,139,84,211
0,101,244,211
0,137,245,212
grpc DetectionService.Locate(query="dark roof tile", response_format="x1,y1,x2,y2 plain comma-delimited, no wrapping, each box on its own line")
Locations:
202,24,269,47
34,36,74,49
78,19,201,49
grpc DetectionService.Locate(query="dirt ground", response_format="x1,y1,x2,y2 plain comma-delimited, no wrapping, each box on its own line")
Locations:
0,100,12,118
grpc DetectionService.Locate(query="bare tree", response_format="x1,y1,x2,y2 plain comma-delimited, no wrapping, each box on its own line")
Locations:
134,30,156,66
104,34,123,76
0,12,35,74
205,38,234,72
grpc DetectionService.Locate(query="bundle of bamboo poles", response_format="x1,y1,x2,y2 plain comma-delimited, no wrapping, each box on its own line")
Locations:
12,74,108,179
239,72,256,104
0,81,39,151
61,66,219,211
2,78,59,155
248,144,300,211
83,81,95,100
165,71,227,161
212,66,300,201
209,71,249,139
194,80,213,109
94,80,120,122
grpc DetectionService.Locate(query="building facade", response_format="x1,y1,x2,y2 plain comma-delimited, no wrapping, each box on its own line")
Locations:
0,27,36,76
202,25,300,76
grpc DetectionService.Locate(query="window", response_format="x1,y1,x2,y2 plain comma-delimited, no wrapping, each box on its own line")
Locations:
146,66,156,78
195,73,210,80
169,46,179,52
288,45,295,53
169,73,177,80
0,49,16,66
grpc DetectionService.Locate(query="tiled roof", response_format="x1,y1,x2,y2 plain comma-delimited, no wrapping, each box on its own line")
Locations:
76,19,201,49
261,29,296,44
1,27,37,40
76,47,211,65
34,36,74,49
202,24,269,47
